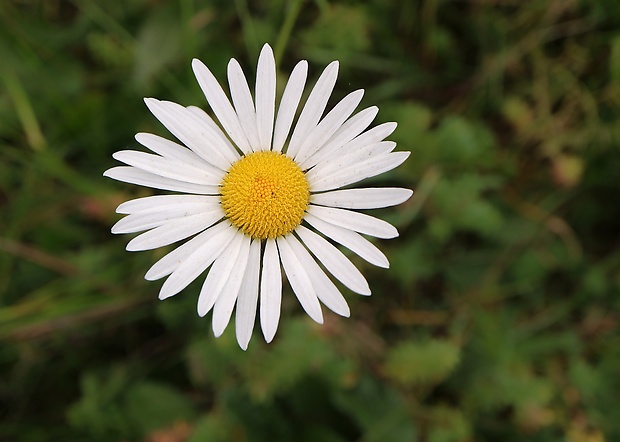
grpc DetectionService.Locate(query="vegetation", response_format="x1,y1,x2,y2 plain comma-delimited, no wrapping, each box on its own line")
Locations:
1,0,619,440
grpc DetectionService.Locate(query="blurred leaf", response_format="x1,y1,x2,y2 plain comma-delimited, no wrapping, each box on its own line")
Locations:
124,381,195,435
435,116,495,166
133,5,183,87
188,412,238,442
301,4,371,55
67,368,134,439
334,377,417,442
428,406,471,442
187,318,354,401
384,339,460,386
502,96,534,134
429,173,504,239
610,35,620,84
68,370,195,440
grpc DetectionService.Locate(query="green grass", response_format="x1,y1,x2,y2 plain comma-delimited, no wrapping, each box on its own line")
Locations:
1,0,619,441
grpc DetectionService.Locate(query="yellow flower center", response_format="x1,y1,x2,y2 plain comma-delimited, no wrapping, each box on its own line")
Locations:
220,151,310,239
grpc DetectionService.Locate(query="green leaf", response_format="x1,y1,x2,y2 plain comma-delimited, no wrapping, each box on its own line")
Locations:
384,339,461,386
301,5,370,55
123,381,196,435
67,368,134,439
427,406,471,442
133,5,183,87
334,377,417,442
436,116,495,165
188,412,238,442
610,35,620,83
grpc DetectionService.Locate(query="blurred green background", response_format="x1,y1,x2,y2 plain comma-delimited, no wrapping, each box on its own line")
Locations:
1,0,619,441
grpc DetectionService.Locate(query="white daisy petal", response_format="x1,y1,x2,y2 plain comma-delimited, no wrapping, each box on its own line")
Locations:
311,188,413,209
308,151,411,192
294,89,364,163
341,122,398,153
186,106,241,161
306,141,396,182
158,224,236,299
307,205,399,239
311,121,398,170
212,235,252,337
197,232,245,317
272,60,308,152
116,195,220,215
304,213,389,268
277,236,323,324
113,150,223,186
228,58,261,151
135,133,210,164
287,234,350,317
145,221,230,281
143,98,233,170
112,202,218,234
286,61,339,158
255,44,276,151
126,210,223,251
296,225,370,296
260,239,282,343
235,239,261,349
300,106,378,170
104,167,218,194
192,58,252,154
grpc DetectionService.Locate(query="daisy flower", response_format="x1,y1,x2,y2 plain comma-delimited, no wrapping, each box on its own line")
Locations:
104,44,412,350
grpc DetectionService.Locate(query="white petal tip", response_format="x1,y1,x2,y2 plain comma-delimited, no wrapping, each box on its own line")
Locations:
381,225,400,239
262,324,278,343
312,315,325,325
158,289,175,300
263,334,275,344
358,285,372,296
237,335,251,350
144,271,159,282
403,189,414,201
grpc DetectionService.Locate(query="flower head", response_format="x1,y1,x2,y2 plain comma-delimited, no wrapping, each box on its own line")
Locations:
104,44,412,349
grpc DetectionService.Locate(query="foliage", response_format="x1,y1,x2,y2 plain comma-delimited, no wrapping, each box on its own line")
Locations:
1,0,619,441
